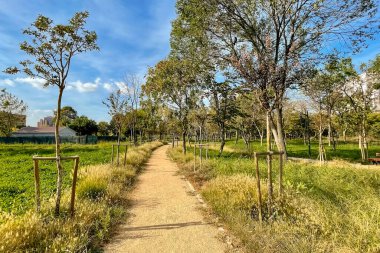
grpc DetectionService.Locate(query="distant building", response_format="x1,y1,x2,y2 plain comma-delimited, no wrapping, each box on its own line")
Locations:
12,126,76,137
37,116,54,127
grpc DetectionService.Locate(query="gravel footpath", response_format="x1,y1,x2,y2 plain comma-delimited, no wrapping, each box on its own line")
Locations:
104,145,226,253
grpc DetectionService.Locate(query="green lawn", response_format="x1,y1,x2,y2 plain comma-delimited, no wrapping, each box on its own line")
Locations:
214,138,380,162
0,142,114,213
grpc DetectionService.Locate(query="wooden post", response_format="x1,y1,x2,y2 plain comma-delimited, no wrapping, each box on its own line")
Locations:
70,157,79,217
200,145,202,169
254,153,263,223
124,146,128,167
116,144,120,166
111,145,114,165
279,152,283,198
33,159,41,212
267,153,272,217
194,144,196,172
206,145,209,159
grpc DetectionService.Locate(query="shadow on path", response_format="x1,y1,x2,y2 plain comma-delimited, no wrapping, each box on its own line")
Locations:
125,221,208,232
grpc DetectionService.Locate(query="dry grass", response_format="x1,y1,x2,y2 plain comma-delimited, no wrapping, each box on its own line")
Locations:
169,146,380,253
0,141,162,253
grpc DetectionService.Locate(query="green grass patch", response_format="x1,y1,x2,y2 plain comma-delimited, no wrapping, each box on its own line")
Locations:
0,142,116,213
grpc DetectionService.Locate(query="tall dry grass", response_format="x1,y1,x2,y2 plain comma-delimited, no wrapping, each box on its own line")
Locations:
169,146,380,253
0,141,162,253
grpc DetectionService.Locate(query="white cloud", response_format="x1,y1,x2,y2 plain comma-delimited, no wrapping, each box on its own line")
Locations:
0,78,15,86
68,78,101,93
115,81,127,91
103,82,113,92
15,77,46,89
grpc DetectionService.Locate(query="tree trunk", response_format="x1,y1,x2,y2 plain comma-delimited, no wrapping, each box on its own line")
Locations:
343,128,347,143
54,87,64,216
266,111,271,152
327,107,332,147
275,107,287,159
218,123,226,157
182,130,187,154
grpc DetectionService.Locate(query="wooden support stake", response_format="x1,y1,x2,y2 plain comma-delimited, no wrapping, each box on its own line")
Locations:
267,153,273,217
70,157,79,217
116,144,120,166
279,152,283,198
33,159,41,212
254,153,263,223
111,145,114,165
124,146,128,167
193,144,196,172
200,145,202,169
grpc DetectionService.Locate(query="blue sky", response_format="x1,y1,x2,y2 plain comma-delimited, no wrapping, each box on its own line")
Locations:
0,1,378,126
0,0,176,126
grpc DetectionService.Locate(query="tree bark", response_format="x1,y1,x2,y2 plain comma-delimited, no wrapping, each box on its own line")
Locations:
274,107,287,159
266,111,271,152
219,128,225,157
54,87,64,216
182,130,187,154
327,107,332,147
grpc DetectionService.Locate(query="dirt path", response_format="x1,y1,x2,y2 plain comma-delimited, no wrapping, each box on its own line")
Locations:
104,145,226,253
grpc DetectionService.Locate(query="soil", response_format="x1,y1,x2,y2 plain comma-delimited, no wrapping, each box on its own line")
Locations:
103,145,226,253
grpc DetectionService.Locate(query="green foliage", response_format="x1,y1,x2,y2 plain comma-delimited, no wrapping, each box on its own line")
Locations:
368,112,380,138
69,115,98,135
54,106,78,126
0,89,27,137
97,121,111,136
4,11,99,88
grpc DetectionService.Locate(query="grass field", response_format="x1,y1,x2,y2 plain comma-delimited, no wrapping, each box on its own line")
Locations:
169,139,380,252
0,141,163,252
0,143,114,213
212,138,380,163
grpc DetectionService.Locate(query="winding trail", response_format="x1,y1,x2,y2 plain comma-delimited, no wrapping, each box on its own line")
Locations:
104,145,226,253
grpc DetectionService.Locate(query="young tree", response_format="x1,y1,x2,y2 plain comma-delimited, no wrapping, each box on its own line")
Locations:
4,12,98,215
303,58,356,153
103,89,127,144
120,74,142,145
208,81,240,155
0,89,27,137
144,57,198,154
343,73,373,162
